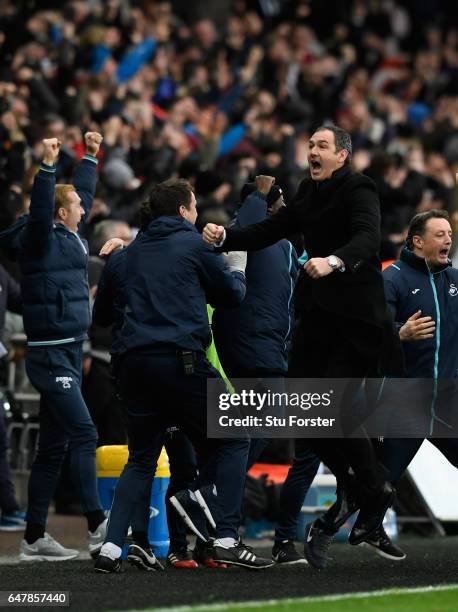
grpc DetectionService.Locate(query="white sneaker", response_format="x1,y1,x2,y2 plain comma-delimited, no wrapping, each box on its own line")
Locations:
88,518,108,559
19,533,79,562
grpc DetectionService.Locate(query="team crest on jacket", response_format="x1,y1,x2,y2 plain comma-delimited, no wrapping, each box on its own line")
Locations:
55,376,73,389
449,283,458,297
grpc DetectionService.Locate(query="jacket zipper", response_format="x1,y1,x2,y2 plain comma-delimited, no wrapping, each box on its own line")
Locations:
283,242,294,349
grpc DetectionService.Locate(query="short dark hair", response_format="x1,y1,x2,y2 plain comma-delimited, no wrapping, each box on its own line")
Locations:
141,179,193,229
314,125,352,163
406,209,450,250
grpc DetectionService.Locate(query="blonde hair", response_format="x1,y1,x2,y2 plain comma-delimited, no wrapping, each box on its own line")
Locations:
54,184,76,217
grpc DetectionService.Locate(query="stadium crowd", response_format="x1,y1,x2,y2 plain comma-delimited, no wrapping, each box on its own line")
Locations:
1,0,458,574
1,0,458,258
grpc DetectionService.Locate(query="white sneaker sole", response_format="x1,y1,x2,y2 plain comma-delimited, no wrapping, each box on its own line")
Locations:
0,525,26,532
169,496,208,542
216,559,274,570
359,541,406,561
19,552,79,562
94,564,121,574
272,555,308,565
194,490,217,529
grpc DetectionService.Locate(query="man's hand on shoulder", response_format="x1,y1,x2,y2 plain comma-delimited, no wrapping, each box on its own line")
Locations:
42,138,60,166
203,223,225,245
255,175,275,196
99,237,125,257
399,310,435,342
84,132,103,157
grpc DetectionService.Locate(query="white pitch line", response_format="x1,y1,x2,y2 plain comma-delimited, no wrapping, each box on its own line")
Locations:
132,583,458,612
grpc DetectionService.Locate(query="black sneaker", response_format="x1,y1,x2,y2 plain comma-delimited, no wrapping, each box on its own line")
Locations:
349,483,396,546
94,554,122,574
194,485,219,529
167,547,198,569
213,541,274,570
127,543,165,571
272,540,307,565
193,538,228,569
304,520,334,569
170,490,210,542
360,526,406,561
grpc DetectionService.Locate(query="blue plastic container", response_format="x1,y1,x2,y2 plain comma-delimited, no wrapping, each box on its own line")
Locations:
96,445,170,558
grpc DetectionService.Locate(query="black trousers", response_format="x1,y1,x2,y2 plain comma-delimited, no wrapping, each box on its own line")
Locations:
288,309,384,489
105,349,250,546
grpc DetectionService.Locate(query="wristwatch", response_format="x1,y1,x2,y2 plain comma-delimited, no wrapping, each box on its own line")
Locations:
326,255,341,271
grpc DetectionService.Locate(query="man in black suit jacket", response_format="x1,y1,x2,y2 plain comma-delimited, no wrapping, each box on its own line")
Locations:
203,125,403,560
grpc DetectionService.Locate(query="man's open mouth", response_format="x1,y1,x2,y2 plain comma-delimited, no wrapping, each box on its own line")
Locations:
310,160,322,171
439,248,449,258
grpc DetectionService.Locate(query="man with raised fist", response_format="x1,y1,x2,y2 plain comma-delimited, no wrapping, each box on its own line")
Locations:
0,133,108,561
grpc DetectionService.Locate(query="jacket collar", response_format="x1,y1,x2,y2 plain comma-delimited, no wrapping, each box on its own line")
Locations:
145,215,197,238
313,164,352,191
400,246,451,275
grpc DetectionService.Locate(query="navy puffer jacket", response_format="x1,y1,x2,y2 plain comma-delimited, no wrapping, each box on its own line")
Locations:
0,157,97,344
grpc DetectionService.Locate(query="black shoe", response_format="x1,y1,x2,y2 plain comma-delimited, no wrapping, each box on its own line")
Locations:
272,540,307,565
321,479,359,531
349,483,396,546
167,547,198,569
194,485,219,530
193,538,228,569
127,543,165,571
170,490,210,542
214,541,274,569
304,520,334,569
94,554,122,574
360,526,406,561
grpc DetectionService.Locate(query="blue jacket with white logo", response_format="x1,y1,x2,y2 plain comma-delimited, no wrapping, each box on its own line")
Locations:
212,191,298,374
383,247,458,378
114,216,246,354
0,157,97,345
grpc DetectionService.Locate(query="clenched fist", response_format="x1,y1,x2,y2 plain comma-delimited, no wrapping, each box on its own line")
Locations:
255,175,275,196
303,257,334,279
84,132,103,156
42,138,61,165
203,223,225,245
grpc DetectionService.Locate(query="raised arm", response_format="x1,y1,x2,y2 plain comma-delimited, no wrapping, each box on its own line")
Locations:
73,132,103,222
203,174,301,251
22,138,60,254
203,205,298,253
236,176,275,227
